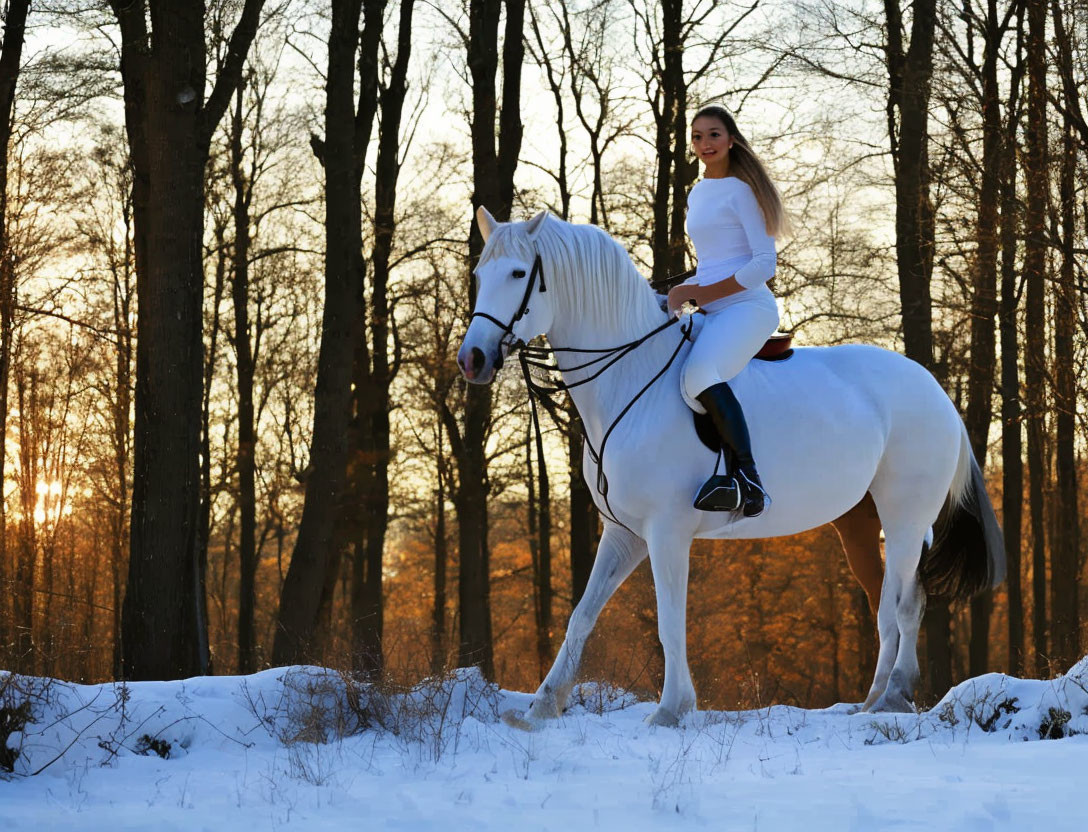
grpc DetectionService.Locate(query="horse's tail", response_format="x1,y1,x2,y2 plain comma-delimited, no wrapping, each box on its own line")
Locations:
917,422,1006,601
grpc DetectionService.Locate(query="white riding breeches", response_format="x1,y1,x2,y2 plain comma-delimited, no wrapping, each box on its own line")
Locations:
680,292,780,414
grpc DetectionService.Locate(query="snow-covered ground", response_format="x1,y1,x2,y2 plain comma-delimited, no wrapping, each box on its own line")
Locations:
2,658,1087,831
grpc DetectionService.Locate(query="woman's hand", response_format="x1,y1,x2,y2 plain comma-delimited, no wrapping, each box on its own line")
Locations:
667,284,699,317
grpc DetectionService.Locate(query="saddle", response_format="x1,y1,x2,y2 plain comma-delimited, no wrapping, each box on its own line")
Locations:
754,332,793,360
691,332,794,454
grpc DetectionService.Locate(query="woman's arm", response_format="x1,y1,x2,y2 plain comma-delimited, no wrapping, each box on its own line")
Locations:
731,182,776,289
666,277,745,315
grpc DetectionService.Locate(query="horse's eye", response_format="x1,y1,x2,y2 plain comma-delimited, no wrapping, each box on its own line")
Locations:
512,269,526,279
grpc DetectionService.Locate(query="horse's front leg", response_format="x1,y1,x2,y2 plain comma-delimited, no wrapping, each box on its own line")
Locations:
527,520,648,721
645,523,697,727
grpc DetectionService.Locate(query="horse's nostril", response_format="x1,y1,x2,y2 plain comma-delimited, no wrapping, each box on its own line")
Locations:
471,347,485,374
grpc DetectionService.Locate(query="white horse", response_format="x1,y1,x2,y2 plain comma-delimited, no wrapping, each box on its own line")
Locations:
457,207,1004,725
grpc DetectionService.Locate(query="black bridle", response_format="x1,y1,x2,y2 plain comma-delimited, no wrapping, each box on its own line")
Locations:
467,251,693,531
469,253,546,370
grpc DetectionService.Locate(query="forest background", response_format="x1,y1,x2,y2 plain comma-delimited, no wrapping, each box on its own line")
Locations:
0,0,1084,710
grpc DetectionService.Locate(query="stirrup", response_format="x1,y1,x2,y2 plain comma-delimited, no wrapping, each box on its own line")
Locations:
737,468,770,518
694,474,741,512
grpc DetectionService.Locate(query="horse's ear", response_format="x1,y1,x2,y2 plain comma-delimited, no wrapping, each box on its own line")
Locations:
476,205,499,242
525,210,549,239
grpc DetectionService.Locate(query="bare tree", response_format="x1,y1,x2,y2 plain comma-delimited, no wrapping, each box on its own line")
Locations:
346,0,416,674
73,126,137,677
1047,0,1080,672
0,0,30,665
1022,0,1049,676
441,0,527,678
108,0,265,680
946,0,1016,677
273,0,386,665
998,0,1025,676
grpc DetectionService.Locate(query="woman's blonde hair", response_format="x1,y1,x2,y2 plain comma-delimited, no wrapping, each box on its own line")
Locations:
691,105,790,237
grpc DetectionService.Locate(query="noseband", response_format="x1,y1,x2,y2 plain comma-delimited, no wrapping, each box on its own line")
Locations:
469,253,545,369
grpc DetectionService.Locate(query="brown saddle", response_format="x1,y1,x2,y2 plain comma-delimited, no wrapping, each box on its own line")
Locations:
755,332,793,360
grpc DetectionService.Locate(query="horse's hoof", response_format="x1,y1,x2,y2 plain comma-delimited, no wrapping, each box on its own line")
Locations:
868,691,914,714
860,688,885,712
645,706,681,727
825,701,864,715
527,697,561,721
502,708,546,732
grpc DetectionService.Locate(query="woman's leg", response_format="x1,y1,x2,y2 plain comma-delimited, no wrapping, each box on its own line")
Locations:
682,299,779,515
681,298,780,398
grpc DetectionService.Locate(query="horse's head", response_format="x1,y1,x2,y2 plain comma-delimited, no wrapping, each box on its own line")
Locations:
457,206,556,384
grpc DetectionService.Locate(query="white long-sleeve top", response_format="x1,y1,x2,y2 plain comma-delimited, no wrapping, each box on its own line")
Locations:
683,175,777,313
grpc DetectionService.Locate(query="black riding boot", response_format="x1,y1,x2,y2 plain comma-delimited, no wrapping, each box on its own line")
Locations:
693,382,769,517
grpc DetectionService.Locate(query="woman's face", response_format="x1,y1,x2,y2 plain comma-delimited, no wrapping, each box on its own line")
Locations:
690,116,732,165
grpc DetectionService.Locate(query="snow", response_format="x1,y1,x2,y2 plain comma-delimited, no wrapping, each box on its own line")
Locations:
2,659,1087,830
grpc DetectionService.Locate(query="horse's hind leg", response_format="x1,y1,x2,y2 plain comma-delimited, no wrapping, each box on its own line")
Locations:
862,487,933,712
862,567,902,711
527,521,647,721
863,434,957,712
865,524,927,713
831,493,883,618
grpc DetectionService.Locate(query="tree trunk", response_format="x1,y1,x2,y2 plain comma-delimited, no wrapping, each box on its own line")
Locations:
526,428,540,673
349,0,414,675
497,0,525,217
272,0,383,665
230,78,258,674
885,0,937,370
456,0,525,677
111,0,263,680
432,430,448,673
1023,0,1049,676
1048,0,1080,676
0,0,30,669
650,0,684,283
526,415,552,679
536,425,552,675
965,0,1003,679
0,244,13,663
110,164,135,679
14,366,37,670
1049,112,1079,675
999,1,1024,675
528,2,571,219
664,0,692,278
198,213,227,672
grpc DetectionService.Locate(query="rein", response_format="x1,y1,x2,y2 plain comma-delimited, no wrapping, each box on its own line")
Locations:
519,320,692,531
470,250,692,530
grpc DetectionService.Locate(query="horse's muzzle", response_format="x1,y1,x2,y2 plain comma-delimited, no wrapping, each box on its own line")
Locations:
458,344,498,384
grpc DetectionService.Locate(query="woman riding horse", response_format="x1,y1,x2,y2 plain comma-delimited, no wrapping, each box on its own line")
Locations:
667,105,788,518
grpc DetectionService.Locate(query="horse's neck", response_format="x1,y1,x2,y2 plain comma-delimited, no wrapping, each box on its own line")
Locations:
547,310,677,443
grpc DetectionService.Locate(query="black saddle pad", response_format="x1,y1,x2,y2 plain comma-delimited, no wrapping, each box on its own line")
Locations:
691,350,794,453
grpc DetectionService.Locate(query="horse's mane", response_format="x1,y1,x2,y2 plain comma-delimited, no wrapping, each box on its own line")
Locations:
482,215,665,337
